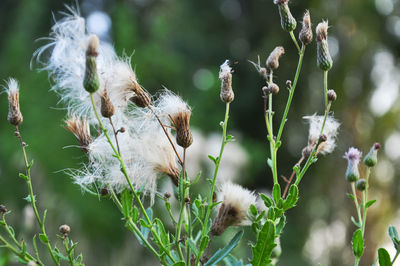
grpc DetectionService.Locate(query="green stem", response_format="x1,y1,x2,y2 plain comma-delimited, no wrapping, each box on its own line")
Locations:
63,237,74,266
355,257,360,266
90,93,175,263
324,71,328,108
351,183,362,225
15,127,59,265
198,102,230,264
0,234,35,263
361,167,371,235
392,250,400,264
276,45,306,143
289,31,301,53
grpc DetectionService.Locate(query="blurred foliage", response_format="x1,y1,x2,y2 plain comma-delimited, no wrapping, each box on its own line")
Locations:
0,0,400,265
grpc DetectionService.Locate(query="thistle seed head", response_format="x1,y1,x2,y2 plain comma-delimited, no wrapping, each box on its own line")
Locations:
129,82,151,108
83,35,100,93
100,90,115,118
266,46,285,70
170,111,193,148
59,224,71,236
299,10,313,45
65,116,92,153
316,21,333,71
4,78,23,126
219,60,234,103
86,34,99,57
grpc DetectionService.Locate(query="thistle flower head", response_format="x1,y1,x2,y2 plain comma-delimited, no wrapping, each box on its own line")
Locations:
299,10,313,45
316,21,333,71
219,60,234,103
65,116,92,153
100,89,115,118
363,142,380,167
304,114,339,155
275,0,297,32
4,78,23,126
211,182,256,236
266,46,285,70
343,147,362,182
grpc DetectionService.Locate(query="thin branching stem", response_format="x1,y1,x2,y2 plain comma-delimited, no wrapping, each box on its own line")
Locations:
90,94,175,263
14,126,59,265
63,236,74,266
351,183,363,225
324,71,328,108
108,117,121,154
361,167,371,235
289,31,301,53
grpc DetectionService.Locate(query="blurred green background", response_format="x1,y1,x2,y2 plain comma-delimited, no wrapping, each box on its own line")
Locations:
0,0,400,265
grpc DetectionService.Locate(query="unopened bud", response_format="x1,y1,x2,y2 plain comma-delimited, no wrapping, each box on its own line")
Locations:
219,60,234,103
356,179,366,191
302,146,312,159
164,192,171,199
299,10,313,45
266,46,285,70
268,83,280,94
262,86,269,95
286,80,292,88
59,224,70,236
316,21,333,71
275,0,297,32
184,197,191,204
327,89,337,102
83,35,100,93
5,79,23,126
100,90,115,118
363,142,380,167
119,127,126,133
100,187,109,196
0,204,7,214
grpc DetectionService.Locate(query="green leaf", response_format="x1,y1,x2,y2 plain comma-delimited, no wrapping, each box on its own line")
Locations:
276,215,286,236
178,171,184,202
154,218,169,246
208,155,218,165
351,216,361,228
267,208,275,220
283,184,299,210
272,184,281,204
54,247,69,261
250,220,277,266
23,194,35,203
347,193,356,201
267,159,273,169
352,229,364,258
187,238,199,257
199,235,210,253
366,200,377,209
260,194,273,208
388,225,400,250
223,254,243,266
39,233,49,244
191,171,202,185
8,226,15,237
121,190,133,218
378,248,392,266
18,173,29,181
172,262,185,266
293,165,300,176
226,134,235,142
204,230,244,266
249,204,258,217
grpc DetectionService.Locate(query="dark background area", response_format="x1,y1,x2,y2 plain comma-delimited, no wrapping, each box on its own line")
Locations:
0,0,399,265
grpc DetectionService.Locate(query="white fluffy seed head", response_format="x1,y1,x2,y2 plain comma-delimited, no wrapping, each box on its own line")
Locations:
216,182,257,226
316,20,329,42
219,60,232,80
4,78,19,95
304,114,340,155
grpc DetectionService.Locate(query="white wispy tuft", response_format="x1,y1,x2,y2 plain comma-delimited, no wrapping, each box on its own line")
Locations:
219,60,232,79
304,114,340,155
3,78,19,95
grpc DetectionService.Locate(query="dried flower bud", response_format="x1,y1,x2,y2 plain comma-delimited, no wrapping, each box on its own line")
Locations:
170,111,193,148
344,147,362,182
268,83,280,94
262,86,269,95
327,89,337,102
302,146,312,159
299,10,313,45
100,90,115,118
275,0,297,32
59,224,70,236
266,46,285,70
119,127,126,133
0,204,7,214
100,187,109,196
356,179,366,191
318,134,327,144
83,35,100,93
5,78,23,126
219,60,234,103
363,142,380,167
286,80,292,88
316,21,333,71
164,192,171,199
129,82,151,108
65,116,92,153
184,197,191,204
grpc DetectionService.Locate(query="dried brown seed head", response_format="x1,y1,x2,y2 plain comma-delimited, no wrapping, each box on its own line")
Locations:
299,10,313,45
129,82,151,108
5,79,23,126
268,83,280,94
100,90,115,118
266,46,285,70
86,34,99,57
170,111,193,148
219,60,234,103
65,116,92,153
316,21,329,42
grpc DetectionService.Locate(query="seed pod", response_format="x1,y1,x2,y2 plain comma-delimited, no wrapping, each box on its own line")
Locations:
275,0,297,32
129,82,151,108
83,35,100,93
327,89,337,102
316,21,333,71
170,111,193,148
363,142,380,167
268,83,280,94
299,10,313,45
100,90,115,118
59,224,71,236
266,46,285,70
65,116,92,153
5,79,23,126
219,60,234,103
356,179,366,191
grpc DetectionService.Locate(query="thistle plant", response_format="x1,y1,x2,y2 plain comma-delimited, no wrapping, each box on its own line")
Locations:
0,1,397,266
